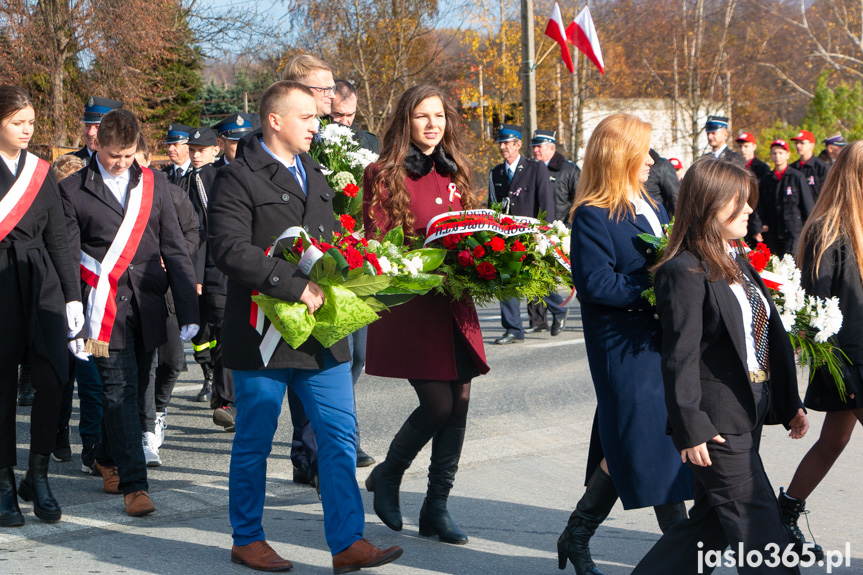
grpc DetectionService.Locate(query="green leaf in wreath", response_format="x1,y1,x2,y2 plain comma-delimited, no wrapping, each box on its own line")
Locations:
340,273,393,296
383,225,404,247
405,248,447,272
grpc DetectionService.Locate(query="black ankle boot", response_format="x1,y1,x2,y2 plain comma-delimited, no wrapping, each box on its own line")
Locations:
365,420,433,531
778,487,824,561
418,427,468,544
0,467,24,527
18,453,61,523
557,466,618,575
17,363,34,407
52,426,72,463
653,501,687,533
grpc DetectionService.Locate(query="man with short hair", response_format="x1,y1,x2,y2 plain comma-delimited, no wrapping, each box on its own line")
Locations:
60,110,199,516
820,133,846,166
208,80,403,573
162,124,195,190
489,124,555,344
735,132,771,182
703,115,742,164
282,54,336,118
752,139,814,258
213,113,260,169
66,97,124,161
332,79,380,153
790,130,830,200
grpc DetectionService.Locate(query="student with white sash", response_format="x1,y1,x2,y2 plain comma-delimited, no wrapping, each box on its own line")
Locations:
0,85,84,527
59,110,199,517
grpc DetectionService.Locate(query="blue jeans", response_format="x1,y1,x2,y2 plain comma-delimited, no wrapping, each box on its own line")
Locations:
229,352,363,555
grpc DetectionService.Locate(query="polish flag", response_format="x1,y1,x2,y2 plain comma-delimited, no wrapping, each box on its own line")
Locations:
545,3,575,74
568,6,605,74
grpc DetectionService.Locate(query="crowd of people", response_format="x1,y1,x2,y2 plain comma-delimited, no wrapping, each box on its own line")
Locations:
2,50,862,575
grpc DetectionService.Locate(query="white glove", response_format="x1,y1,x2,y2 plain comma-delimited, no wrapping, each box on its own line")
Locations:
66,301,85,337
68,338,90,360
179,324,200,341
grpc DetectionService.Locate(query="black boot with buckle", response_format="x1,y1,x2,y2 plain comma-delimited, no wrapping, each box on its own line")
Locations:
557,466,618,575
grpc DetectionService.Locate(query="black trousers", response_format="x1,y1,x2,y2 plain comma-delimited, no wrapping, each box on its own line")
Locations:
93,306,152,495
142,311,185,432
526,292,567,329
632,388,799,575
288,386,318,474
207,293,233,405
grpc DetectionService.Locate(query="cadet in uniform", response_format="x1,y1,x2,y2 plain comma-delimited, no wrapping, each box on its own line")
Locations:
162,124,195,192
790,129,830,200
213,113,260,169
488,124,555,344
820,133,846,166
703,116,743,164
67,97,124,161
735,132,771,181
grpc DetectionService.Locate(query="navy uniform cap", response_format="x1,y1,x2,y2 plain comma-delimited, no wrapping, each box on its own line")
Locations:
496,123,522,143
188,127,218,147
531,129,556,146
704,115,729,133
164,123,196,144
213,113,260,140
83,97,124,124
823,133,847,147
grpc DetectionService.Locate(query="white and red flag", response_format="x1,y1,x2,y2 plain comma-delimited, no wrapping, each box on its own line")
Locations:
545,2,575,74
569,6,605,74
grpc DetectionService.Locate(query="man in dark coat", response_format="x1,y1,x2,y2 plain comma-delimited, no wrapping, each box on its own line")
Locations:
60,110,199,517
161,124,195,193
331,79,380,154
644,149,680,216
751,139,815,257
820,133,846,166
526,129,573,336
65,97,124,161
488,123,555,344
207,80,402,573
703,116,743,165
213,113,261,169
735,131,771,181
790,129,830,201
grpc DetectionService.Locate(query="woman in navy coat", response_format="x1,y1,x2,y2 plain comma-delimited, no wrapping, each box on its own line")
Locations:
560,114,692,575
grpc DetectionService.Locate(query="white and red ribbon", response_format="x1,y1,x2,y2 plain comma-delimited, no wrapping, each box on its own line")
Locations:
0,152,49,243
81,168,154,355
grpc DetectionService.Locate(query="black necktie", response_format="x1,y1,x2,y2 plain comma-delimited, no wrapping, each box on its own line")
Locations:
743,274,770,371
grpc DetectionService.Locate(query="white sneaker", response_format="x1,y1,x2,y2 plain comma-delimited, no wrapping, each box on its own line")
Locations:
154,411,167,448
142,432,161,467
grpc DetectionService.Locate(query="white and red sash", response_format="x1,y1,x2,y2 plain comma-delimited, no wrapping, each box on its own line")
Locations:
80,168,155,357
0,151,50,243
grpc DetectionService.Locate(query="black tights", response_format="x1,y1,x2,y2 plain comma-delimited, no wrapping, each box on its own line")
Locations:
406,379,471,435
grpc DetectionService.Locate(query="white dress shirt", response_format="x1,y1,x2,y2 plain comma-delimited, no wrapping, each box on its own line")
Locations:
96,159,130,208
728,250,771,372
629,194,662,236
1,151,21,176
260,140,303,191
712,145,728,159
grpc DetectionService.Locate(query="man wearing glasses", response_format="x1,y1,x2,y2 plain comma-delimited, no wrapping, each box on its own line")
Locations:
282,55,336,118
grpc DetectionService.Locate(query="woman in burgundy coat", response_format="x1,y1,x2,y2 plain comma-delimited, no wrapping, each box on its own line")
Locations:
362,84,488,545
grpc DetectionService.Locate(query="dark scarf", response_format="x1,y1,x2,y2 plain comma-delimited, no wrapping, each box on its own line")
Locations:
404,143,458,178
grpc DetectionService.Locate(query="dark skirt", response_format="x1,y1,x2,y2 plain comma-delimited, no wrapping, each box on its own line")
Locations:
805,363,863,411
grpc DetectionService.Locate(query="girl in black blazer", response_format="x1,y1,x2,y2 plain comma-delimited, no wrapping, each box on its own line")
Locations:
632,158,809,574
780,141,863,559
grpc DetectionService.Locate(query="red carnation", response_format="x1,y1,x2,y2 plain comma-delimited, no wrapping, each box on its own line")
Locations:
361,238,369,247
340,214,356,232
341,235,359,248
293,238,304,253
442,235,461,250
364,252,383,275
748,243,772,272
319,242,334,252
488,237,506,252
501,217,515,225
457,250,475,267
511,240,526,252
345,246,364,269
343,183,359,198
476,262,497,280
472,245,486,258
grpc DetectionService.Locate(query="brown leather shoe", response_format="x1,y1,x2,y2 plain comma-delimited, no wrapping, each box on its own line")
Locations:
93,461,120,494
123,491,155,516
231,540,293,572
332,538,403,574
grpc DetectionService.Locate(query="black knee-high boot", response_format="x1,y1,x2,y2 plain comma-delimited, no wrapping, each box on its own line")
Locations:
557,466,618,575
653,501,687,533
419,426,468,544
18,453,61,523
0,467,24,527
365,420,433,531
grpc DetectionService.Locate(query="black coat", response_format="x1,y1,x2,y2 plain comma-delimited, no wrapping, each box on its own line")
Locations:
746,157,771,182
60,156,199,352
488,156,554,219
1,153,80,384
66,147,92,161
703,146,743,165
188,164,228,295
655,250,803,451
790,155,830,200
208,134,350,371
752,166,814,255
546,151,580,226
645,149,680,217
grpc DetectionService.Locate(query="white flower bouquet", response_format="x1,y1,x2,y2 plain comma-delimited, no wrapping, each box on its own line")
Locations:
309,120,378,218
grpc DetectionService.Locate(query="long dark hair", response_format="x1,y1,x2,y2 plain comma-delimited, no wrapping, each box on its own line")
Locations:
0,85,34,124
369,84,477,236
656,157,757,284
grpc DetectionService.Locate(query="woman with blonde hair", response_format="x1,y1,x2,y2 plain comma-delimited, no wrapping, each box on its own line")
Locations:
559,113,691,575
777,140,863,559
363,84,488,545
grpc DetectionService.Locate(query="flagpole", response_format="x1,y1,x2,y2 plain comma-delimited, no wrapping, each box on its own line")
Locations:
521,0,537,141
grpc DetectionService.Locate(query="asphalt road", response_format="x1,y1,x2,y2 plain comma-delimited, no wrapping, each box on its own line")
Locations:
3,301,862,574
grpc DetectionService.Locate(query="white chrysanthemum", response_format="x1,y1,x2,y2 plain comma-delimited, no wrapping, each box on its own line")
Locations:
534,235,550,255
549,235,561,246
779,311,795,332
320,123,356,144
561,240,570,256
811,296,843,342
403,255,422,277
378,256,392,275
347,148,379,169
781,285,806,314
552,220,568,236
